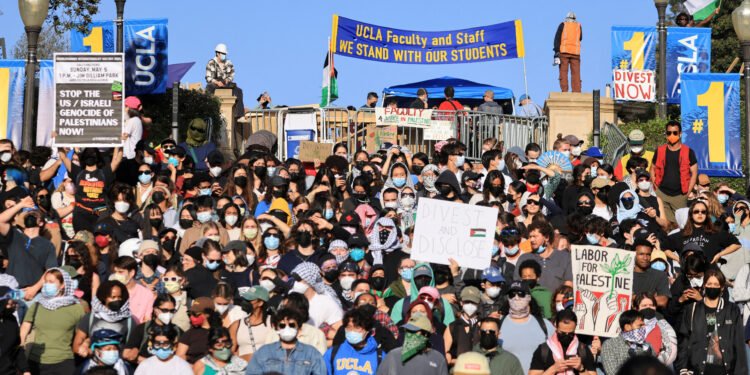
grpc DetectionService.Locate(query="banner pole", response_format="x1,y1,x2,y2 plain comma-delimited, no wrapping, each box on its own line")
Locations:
327,37,331,108
522,56,529,100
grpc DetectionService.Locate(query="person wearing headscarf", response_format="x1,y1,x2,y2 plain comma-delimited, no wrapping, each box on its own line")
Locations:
389,263,456,327
290,262,344,339
397,186,417,234
616,189,642,223
367,217,402,266
419,164,440,198
381,162,415,195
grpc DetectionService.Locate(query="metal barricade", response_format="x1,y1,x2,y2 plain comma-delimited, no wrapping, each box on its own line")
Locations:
353,108,376,153
456,110,502,161
317,107,352,151
238,108,288,159
600,121,628,165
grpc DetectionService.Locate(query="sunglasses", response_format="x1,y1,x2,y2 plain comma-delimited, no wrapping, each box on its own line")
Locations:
735,206,749,212
508,291,527,299
419,295,435,302
212,339,231,349
665,131,680,136
162,276,182,283
139,171,152,175
621,197,635,203
501,228,519,236
577,200,592,206
190,127,206,133
157,308,177,314
526,199,540,206
278,322,298,329
480,329,497,336
402,193,416,199
152,340,173,349
692,209,707,215
162,146,174,151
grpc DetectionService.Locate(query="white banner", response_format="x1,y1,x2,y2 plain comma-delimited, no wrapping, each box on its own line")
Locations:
411,198,497,270
424,120,455,141
571,245,634,338
375,107,432,127
613,69,656,102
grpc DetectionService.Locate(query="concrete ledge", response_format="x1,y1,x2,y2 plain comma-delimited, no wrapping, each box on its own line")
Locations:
544,92,617,148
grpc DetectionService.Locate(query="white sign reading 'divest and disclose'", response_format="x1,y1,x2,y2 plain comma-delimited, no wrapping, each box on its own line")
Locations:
613,69,656,102
54,53,124,147
376,107,432,127
571,245,634,338
411,198,497,270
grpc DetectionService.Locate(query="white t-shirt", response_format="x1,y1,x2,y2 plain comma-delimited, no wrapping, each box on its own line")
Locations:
592,205,612,221
134,355,193,375
308,293,343,328
123,116,143,159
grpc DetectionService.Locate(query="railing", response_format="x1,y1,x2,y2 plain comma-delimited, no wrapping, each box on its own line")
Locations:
600,121,628,166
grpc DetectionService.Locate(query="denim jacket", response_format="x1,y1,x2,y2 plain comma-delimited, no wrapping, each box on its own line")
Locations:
246,341,327,375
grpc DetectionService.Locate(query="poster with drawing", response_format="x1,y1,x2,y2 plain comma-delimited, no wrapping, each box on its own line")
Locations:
571,245,634,338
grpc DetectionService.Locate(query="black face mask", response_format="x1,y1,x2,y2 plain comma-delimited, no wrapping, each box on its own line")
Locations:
254,168,266,178
142,254,159,269
150,218,163,228
622,199,635,210
370,276,386,291
437,184,453,197
359,304,377,317
323,269,340,283
67,256,83,270
640,308,656,320
296,231,313,247
179,219,194,229
234,176,249,187
151,191,166,204
584,176,594,188
488,186,503,197
355,161,367,170
84,156,98,167
352,192,368,202
37,196,51,211
557,331,575,349
577,205,593,216
162,239,176,255
413,276,430,291
240,300,254,314
272,188,287,199
479,331,497,350
107,300,124,311
524,279,538,289
412,165,424,175
434,272,450,286
705,287,722,299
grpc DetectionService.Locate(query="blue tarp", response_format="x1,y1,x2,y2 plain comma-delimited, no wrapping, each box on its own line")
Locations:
382,76,514,100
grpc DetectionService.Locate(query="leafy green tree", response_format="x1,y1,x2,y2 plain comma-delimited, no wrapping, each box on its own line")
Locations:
138,88,223,146
12,25,68,60
49,0,101,34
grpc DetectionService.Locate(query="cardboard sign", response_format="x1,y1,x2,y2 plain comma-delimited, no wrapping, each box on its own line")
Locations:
376,107,432,128
298,141,332,162
365,124,398,153
411,198,497,270
571,245,634,338
613,69,656,102
424,120,455,141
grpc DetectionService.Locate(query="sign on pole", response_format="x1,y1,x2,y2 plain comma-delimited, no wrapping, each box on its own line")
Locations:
53,53,125,148
375,107,432,127
411,198,497,270
571,245,634,338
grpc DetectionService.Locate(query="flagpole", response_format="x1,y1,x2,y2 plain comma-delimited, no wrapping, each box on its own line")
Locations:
522,56,529,99
327,37,331,108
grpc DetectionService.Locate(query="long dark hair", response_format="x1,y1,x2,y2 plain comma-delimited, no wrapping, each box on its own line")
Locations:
483,170,506,202
142,204,164,240
683,200,716,236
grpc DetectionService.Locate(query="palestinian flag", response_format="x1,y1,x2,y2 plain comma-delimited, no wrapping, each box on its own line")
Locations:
320,51,338,107
470,228,487,238
684,0,719,21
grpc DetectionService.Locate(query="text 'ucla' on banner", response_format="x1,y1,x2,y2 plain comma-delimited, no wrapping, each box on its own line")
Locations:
331,15,525,64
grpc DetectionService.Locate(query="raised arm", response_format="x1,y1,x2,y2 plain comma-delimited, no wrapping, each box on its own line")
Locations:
58,149,72,173
0,197,35,236
110,147,123,172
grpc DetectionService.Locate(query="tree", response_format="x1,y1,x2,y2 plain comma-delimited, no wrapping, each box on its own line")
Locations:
49,0,101,34
11,25,68,60
138,88,223,146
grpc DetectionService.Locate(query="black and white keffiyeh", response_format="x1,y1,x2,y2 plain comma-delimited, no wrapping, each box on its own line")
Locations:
37,267,79,311
91,296,131,323
368,217,402,265
291,262,341,307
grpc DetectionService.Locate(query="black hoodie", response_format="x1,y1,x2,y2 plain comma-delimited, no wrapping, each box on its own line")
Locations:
435,170,462,201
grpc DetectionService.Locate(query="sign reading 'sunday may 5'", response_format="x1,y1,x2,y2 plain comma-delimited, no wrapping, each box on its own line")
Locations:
70,19,168,95
331,15,525,64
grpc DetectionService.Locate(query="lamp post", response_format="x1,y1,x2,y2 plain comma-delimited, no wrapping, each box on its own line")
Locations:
18,0,48,151
655,0,668,119
115,0,125,52
733,0,750,186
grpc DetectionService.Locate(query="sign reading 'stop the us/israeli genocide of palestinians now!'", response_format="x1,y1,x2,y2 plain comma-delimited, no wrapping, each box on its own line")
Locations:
375,107,432,127
571,245,634,338
332,15,525,64
411,198,498,270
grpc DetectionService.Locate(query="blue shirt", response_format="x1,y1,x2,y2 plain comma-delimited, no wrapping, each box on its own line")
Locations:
246,341,326,375
323,336,383,375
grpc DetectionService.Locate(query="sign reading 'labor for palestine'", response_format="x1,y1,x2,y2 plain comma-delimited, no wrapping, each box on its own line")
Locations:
53,53,125,148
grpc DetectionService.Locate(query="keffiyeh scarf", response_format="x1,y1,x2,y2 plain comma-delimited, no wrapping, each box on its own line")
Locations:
291,262,342,307
91,296,131,323
37,267,79,311
368,217,402,265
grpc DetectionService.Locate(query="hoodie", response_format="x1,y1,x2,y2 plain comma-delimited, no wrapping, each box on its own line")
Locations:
381,162,415,203
389,263,455,326
323,335,383,375
434,170,461,201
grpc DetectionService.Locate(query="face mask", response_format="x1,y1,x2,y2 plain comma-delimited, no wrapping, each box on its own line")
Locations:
479,330,497,350
392,177,407,188
213,347,231,361
384,201,398,209
215,303,230,315
267,167,277,176
462,303,478,316
350,248,365,262
240,301,254,314
243,228,258,239
557,331,575,349
291,281,309,294
486,286,501,298
371,276,386,291
260,279,276,292
621,198,635,210
689,277,704,288
207,235,220,243
560,150,571,158
704,287,722,299
98,349,120,366
345,330,366,345
246,254,255,266
190,314,206,327
400,196,415,209
279,326,298,342
139,173,152,185
149,218,163,228
571,146,582,157
0,152,11,163
158,312,174,325
455,155,465,167
225,215,238,227
504,246,520,257
109,273,130,285
114,201,130,214
631,146,643,154
622,327,647,344
180,219,194,229
586,233,600,245
638,181,651,191
556,302,565,311
535,245,546,254
340,276,356,290
667,134,680,144
107,300,124,311
718,194,729,204
164,281,181,294
412,165,423,175
324,269,340,283
209,166,222,177
234,176,248,187
729,223,737,233
41,282,59,298
400,268,413,281
205,260,221,271
199,188,212,197
651,262,667,272
143,156,154,165
640,308,657,320
590,166,598,177
264,236,280,250
509,296,531,318
197,211,213,223
168,157,179,168
324,209,334,220
152,347,174,360
295,231,313,247
491,245,500,256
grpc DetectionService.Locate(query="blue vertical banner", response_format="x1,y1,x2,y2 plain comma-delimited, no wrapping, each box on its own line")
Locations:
666,27,711,104
70,19,168,95
611,26,657,102
0,60,27,148
681,73,742,177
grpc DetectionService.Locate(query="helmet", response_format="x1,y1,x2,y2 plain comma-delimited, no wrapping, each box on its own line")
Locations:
90,329,123,349
215,43,228,55
118,238,142,258
566,11,576,20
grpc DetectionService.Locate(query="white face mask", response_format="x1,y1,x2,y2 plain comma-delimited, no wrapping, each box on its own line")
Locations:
571,146,582,157
260,279,276,292
225,215,238,227
384,201,398,209
114,201,130,214
462,303,478,316
210,166,222,177
560,150,571,158
143,156,154,165
215,303,230,315
291,281,309,294
157,312,174,325
278,326,298,342
339,276,356,290
556,302,565,312
690,277,704,288
638,181,651,191
486,287,501,298
0,152,12,163
246,255,255,266
631,146,643,154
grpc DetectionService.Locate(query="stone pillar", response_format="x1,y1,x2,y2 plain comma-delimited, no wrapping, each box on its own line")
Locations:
544,92,617,148
214,88,236,157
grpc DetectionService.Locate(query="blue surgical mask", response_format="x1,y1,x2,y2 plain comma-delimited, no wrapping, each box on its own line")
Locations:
718,194,729,204
205,260,220,271
199,188,212,196
651,262,667,272
41,282,59,298
138,173,152,185
324,209,334,220
98,349,120,365
505,246,520,256
586,233,600,245
590,166,598,177
535,245,546,254
350,248,365,262
197,211,212,223
345,330,366,345
168,157,179,167
400,268,413,281
264,236,280,250
152,347,173,360
729,223,737,233
455,155,465,167
393,177,406,188
491,245,500,256
267,167,276,176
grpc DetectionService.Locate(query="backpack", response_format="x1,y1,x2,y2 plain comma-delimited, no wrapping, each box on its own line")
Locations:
88,312,132,344
499,314,548,338
329,342,383,373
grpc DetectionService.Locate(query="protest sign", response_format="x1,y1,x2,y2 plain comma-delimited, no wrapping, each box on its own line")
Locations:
424,120,455,141
70,19,169,95
333,16,525,64
681,73,742,177
299,141,332,162
611,26,657,102
571,245,634,338
54,53,124,148
375,107,432,127
666,27,711,104
365,124,398,153
411,198,497,270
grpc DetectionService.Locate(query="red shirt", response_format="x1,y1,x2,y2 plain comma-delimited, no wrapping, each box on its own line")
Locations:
438,99,463,111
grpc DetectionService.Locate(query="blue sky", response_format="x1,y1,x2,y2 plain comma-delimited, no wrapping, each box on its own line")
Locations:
0,0,665,107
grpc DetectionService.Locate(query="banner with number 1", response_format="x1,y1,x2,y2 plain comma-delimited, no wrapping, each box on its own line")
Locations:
680,73,742,177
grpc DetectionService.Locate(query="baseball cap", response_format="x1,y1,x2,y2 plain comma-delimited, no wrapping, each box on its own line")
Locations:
339,212,361,228
563,134,583,146
460,286,481,304
402,314,432,333
347,233,369,248
636,169,651,180
223,240,246,253
628,129,645,145
583,146,604,159
682,242,703,255
238,286,269,302
481,267,505,283
418,286,440,301
124,96,141,110
413,267,432,279
508,280,530,294
184,246,203,262
590,178,609,189
165,146,186,158
453,352,491,375
270,176,289,187
93,222,113,236
190,296,215,313
139,240,159,253
461,171,483,184
338,260,360,274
